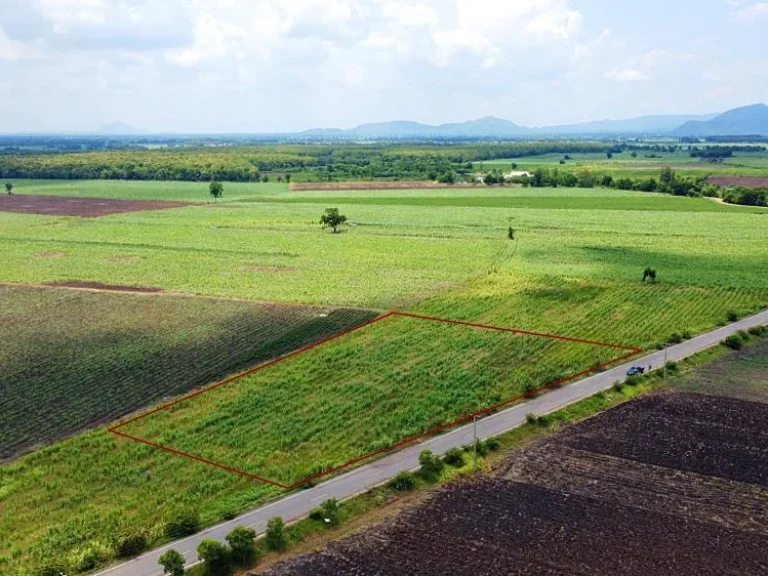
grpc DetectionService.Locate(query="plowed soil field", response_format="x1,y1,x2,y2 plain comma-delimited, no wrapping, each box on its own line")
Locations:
0,194,191,216
262,392,768,576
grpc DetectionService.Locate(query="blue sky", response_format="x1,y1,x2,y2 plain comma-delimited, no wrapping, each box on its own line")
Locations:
0,0,766,133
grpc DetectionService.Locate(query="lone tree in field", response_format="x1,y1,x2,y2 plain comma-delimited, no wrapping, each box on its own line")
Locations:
507,225,515,240
209,180,223,202
642,267,657,282
5,182,12,195
158,549,186,576
320,207,347,233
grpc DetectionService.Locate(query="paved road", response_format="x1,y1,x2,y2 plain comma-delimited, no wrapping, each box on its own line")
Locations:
97,309,768,576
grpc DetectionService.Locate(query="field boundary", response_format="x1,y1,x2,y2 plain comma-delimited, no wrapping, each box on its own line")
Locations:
109,312,642,490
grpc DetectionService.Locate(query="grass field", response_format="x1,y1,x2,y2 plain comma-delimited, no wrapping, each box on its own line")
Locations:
2,179,768,575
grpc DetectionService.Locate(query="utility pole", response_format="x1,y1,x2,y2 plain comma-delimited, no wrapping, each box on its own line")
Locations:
473,414,478,474
663,346,668,382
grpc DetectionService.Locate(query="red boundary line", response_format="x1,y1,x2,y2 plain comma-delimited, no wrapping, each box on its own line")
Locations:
109,312,642,490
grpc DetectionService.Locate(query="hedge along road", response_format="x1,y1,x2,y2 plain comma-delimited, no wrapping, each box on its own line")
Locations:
95,308,768,576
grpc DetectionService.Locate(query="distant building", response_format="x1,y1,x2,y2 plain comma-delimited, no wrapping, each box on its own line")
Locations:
504,170,532,179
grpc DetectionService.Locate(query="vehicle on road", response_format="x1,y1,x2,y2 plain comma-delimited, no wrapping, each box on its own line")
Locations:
626,366,646,376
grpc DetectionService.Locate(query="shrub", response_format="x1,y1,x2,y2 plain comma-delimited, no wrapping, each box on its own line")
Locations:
388,470,416,491
225,525,257,566
522,381,538,398
418,450,444,480
484,437,501,451
115,532,148,559
748,325,767,337
265,517,287,552
443,447,465,467
38,565,70,576
613,380,624,392
158,549,186,576
315,498,340,527
667,333,683,344
537,415,552,427
164,510,201,539
738,330,750,341
197,539,231,576
625,375,642,386
665,361,679,374
723,334,743,350
525,412,537,425
727,310,739,322
682,330,693,340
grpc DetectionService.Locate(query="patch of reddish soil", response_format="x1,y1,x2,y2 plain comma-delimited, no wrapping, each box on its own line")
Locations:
290,181,482,191
44,280,162,293
708,176,768,189
34,251,67,258
0,194,192,217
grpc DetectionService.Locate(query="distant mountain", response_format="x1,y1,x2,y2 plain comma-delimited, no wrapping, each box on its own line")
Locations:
672,104,768,136
343,117,530,138
539,113,717,136
97,122,143,135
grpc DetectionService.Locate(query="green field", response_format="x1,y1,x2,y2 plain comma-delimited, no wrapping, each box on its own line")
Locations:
2,179,768,575
0,285,376,461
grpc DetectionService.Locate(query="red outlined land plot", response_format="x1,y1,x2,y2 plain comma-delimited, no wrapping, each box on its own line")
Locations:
109,312,641,490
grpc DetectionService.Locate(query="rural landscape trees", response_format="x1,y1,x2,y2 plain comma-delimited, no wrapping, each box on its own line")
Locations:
209,180,223,202
158,549,185,576
5,182,12,195
320,207,347,233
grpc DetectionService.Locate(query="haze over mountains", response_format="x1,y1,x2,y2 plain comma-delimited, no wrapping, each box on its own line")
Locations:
95,103,768,138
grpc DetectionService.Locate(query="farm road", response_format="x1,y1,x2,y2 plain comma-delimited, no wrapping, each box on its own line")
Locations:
96,308,768,576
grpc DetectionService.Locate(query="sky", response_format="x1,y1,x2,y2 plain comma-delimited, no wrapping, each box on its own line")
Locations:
0,0,767,133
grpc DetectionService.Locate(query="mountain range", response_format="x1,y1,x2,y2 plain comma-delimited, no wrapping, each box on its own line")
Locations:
302,104,767,139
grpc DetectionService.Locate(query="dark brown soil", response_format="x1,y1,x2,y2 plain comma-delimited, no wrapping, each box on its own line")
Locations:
0,194,191,217
290,181,482,191
262,393,768,576
708,176,768,189
44,280,163,293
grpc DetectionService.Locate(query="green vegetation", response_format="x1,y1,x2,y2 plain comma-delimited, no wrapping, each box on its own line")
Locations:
319,207,347,233
0,285,376,460
159,550,186,576
265,517,288,552
209,180,223,202
1,178,768,575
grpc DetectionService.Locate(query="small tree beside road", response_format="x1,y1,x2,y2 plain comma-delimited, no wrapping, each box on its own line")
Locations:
159,549,186,576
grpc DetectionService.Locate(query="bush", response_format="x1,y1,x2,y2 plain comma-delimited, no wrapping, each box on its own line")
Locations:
265,517,287,552
484,437,501,451
723,334,743,350
625,375,642,387
727,310,739,322
537,415,552,427
418,450,444,480
312,499,340,527
388,470,416,491
443,447,465,467
197,539,232,576
522,381,538,398
682,330,693,340
158,549,186,576
225,525,257,566
165,510,201,539
525,412,537,425
38,565,70,576
115,532,148,559
748,325,767,337
665,361,679,374
738,330,750,341
667,333,683,344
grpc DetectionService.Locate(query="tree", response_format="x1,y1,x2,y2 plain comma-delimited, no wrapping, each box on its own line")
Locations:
265,517,287,551
5,183,12,195
507,226,515,240
197,539,231,576
285,174,291,184
209,180,223,202
226,526,257,566
606,152,613,159
418,449,444,480
437,170,456,184
309,498,341,527
320,207,347,233
159,549,186,576
642,267,657,282
443,447,464,467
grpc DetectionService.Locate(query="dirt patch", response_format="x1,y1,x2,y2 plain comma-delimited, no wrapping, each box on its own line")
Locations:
44,280,163,293
35,251,67,259
0,194,192,217
708,176,768,189
243,265,298,273
290,181,482,191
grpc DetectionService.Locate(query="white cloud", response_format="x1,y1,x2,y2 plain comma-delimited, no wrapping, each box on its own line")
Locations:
730,1,768,20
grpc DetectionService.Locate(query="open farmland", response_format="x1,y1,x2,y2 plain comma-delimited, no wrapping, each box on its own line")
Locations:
2,181,768,574
264,393,768,576
117,313,626,487
0,284,377,461
0,193,191,217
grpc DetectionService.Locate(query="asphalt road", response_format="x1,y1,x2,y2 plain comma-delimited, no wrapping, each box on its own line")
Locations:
96,309,768,576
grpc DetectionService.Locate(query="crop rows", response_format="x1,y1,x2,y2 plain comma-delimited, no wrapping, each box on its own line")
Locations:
121,314,620,486
0,285,377,461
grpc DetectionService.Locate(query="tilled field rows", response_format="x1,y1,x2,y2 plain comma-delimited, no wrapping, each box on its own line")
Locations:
263,393,768,576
